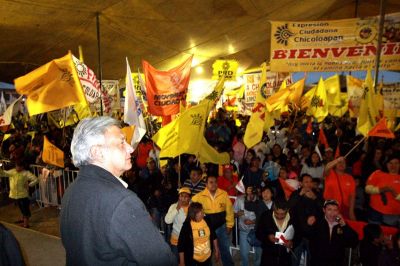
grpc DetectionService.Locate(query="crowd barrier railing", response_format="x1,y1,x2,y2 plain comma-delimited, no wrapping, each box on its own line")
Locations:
0,159,78,208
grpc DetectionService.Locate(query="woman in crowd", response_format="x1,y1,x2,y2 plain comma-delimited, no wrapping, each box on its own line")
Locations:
165,187,191,262
178,202,220,266
365,155,400,227
300,151,324,188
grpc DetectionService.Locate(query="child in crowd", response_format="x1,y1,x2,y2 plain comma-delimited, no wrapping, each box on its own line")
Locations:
0,160,38,228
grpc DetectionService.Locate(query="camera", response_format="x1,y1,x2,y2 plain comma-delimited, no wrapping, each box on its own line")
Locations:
335,216,341,222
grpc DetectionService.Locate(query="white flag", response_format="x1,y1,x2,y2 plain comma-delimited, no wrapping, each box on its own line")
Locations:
314,144,323,161
0,96,23,126
0,92,7,114
124,58,146,149
235,176,245,194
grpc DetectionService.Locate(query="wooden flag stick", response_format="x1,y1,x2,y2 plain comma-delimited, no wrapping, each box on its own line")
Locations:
344,136,368,159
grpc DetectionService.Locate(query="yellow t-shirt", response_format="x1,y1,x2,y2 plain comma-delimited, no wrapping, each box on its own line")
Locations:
191,219,211,262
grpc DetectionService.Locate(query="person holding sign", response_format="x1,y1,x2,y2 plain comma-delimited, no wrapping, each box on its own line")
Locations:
60,116,176,266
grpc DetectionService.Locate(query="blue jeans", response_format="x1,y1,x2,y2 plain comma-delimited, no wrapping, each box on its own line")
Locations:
292,238,309,266
254,246,262,266
239,230,251,266
215,224,234,266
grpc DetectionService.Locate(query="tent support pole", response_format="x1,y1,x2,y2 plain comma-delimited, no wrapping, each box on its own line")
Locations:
96,12,104,115
373,0,386,93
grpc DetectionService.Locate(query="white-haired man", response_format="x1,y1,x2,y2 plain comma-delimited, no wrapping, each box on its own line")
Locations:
60,116,176,266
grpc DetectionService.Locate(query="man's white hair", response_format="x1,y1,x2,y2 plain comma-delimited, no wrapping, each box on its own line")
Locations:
71,116,120,167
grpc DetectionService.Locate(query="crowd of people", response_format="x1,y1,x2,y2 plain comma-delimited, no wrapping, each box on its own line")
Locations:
0,109,399,265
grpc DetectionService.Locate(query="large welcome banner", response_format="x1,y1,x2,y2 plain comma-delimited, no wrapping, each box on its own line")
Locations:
382,83,400,117
270,12,400,72
243,71,291,113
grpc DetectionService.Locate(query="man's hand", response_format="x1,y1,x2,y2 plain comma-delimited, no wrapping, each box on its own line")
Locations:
236,210,244,217
268,234,276,244
304,190,317,200
244,219,254,225
307,215,316,226
336,214,346,227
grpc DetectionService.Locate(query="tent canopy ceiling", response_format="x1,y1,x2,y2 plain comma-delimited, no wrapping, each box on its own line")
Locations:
1,0,399,83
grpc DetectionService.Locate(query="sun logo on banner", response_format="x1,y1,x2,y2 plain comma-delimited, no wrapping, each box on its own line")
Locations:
74,61,87,77
274,24,294,46
311,95,324,107
260,83,268,99
355,19,377,44
191,113,203,126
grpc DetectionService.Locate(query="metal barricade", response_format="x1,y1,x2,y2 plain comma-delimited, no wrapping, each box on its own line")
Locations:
30,165,78,208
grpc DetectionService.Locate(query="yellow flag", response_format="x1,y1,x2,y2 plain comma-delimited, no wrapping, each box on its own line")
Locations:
121,125,136,146
325,74,341,113
306,77,328,122
74,102,92,120
3,134,11,141
357,70,380,136
268,78,304,113
300,86,315,110
15,52,87,116
286,78,305,109
346,75,364,118
244,63,267,148
153,78,229,164
42,136,64,168
329,92,348,117
266,88,290,113
199,77,225,113
198,138,230,164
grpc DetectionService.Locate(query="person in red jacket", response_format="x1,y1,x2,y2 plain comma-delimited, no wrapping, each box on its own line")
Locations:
366,155,400,227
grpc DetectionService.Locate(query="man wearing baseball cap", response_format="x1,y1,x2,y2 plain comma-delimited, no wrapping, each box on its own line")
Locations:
164,187,191,263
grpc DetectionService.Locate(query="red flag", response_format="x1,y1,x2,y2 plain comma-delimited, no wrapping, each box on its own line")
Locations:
142,56,193,116
306,120,313,135
345,219,398,240
162,115,172,126
334,145,340,159
368,117,395,139
279,178,296,200
318,128,329,149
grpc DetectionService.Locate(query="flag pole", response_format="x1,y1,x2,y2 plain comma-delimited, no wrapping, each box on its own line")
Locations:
96,12,103,116
373,0,386,93
343,136,368,159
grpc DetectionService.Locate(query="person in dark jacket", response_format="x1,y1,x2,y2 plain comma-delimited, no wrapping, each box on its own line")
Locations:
0,223,25,266
256,200,296,266
359,223,385,266
288,174,324,266
178,202,220,266
60,117,176,266
307,199,358,266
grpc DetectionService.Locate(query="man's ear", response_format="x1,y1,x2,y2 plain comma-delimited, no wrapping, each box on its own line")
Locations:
90,145,103,163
